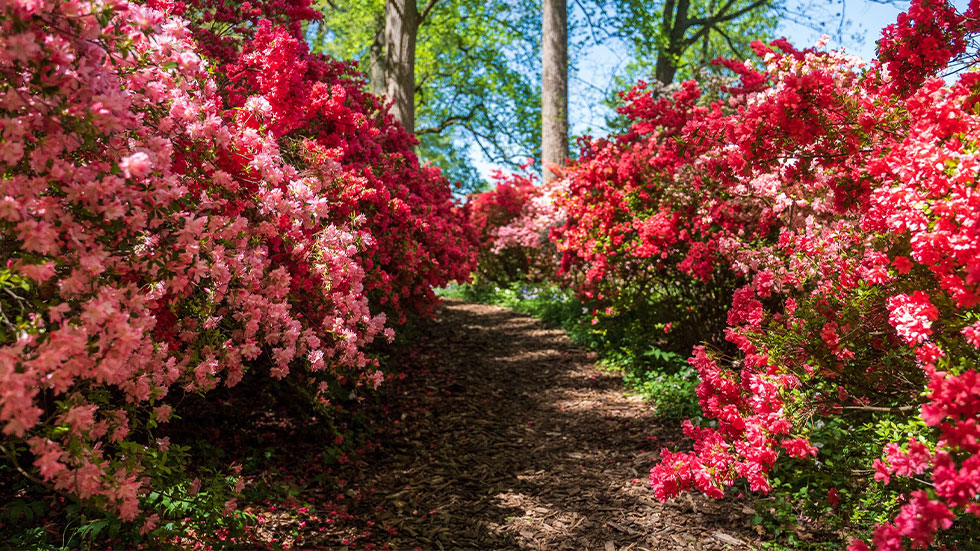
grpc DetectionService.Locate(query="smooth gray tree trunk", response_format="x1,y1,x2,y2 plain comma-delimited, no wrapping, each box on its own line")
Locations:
541,0,568,182
369,19,387,97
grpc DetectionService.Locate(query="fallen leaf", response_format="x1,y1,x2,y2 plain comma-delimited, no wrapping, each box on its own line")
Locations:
713,531,744,546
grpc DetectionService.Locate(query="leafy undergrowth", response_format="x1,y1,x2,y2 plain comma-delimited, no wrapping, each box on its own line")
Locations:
438,282,701,421
0,361,412,550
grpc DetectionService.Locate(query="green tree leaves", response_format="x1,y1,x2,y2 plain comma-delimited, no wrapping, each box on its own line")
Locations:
311,0,541,192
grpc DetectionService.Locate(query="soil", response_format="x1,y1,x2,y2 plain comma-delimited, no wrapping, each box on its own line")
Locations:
282,299,763,550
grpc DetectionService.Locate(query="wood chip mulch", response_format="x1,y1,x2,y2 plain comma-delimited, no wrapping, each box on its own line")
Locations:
294,299,763,550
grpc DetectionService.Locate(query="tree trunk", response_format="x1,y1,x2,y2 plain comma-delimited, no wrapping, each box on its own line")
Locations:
655,0,691,84
655,50,678,84
541,0,568,182
385,0,418,134
369,18,387,97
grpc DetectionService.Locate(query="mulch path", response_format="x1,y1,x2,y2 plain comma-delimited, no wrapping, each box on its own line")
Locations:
284,299,762,550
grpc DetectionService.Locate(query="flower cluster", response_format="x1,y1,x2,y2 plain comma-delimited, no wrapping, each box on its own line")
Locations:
545,1,980,547
466,168,562,284
156,0,478,323
492,176,568,255
0,0,472,525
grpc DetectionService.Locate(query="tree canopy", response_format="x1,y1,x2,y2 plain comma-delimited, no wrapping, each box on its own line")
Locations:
309,0,542,191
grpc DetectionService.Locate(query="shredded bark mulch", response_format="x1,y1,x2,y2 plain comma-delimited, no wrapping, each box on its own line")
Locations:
285,299,761,550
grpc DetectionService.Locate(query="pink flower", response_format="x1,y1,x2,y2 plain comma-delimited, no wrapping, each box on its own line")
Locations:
728,286,764,328
754,270,775,297
16,261,56,282
29,438,66,480
140,513,159,535
873,458,891,485
885,439,932,477
119,152,152,178
962,321,980,349
781,437,818,459
63,405,98,435
153,404,172,422
886,291,939,345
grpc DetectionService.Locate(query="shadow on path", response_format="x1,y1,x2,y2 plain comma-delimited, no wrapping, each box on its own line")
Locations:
322,300,758,550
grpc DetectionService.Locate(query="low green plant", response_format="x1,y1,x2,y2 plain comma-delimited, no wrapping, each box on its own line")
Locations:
440,282,701,419
621,349,699,419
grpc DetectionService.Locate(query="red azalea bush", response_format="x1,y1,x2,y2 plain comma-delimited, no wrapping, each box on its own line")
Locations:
552,0,980,547
0,0,472,531
554,77,746,357
466,168,552,284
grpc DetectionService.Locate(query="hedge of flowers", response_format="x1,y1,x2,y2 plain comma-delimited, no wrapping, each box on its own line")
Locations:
466,167,563,284
0,0,473,531
469,0,980,547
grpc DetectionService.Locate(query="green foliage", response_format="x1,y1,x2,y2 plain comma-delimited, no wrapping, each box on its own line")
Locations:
309,0,383,61
309,0,542,190
610,0,777,79
439,282,701,418
617,349,699,419
413,131,484,195
0,462,135,551
0,263,43,345
0,412,249,549
746,413,938,549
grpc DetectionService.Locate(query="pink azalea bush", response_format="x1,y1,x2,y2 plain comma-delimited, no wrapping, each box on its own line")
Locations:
491,175,568,256
466,167,566,285
467,168,537,283
157,0,478,323
0,0,472,528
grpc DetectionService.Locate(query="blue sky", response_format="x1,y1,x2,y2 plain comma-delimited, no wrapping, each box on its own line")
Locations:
471,0,913,180
568,0,915,137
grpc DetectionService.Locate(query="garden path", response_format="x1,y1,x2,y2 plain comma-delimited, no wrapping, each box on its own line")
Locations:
302,299,762,550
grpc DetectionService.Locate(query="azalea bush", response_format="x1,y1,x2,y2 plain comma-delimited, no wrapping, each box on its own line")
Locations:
154,0,478,323
553,78,745,362
0,0,473,539
541,0,980,547
467,167,563,285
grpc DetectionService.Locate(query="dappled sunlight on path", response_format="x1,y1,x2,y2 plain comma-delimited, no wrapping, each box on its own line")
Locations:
316,299,760,550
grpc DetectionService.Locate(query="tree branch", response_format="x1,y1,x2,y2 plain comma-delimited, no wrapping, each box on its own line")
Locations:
684,0,768,48
416,103,483,136
841,405,917,413
574,0,609,45
690,0,739,27
713,24,747,59
689,0,771,29
417,0,440,28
